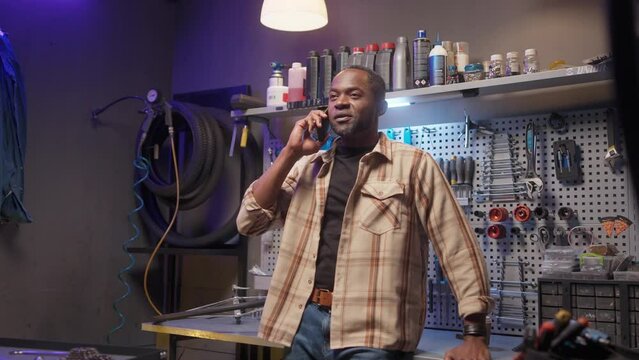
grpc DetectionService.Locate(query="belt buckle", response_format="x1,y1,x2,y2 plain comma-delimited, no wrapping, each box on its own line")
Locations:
315,288,332,309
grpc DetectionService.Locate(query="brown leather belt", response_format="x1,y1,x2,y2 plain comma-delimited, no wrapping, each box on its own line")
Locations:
310,288,333,308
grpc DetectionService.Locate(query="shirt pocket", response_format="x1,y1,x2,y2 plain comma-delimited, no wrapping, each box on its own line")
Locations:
358,181,404,235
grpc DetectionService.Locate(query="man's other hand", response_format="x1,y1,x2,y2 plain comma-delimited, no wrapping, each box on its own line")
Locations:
444,336,491,360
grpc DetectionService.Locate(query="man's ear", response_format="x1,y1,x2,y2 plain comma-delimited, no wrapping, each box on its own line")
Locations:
378,100,388,116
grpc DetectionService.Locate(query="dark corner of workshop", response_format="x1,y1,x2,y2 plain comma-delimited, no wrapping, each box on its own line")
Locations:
0,1,638,360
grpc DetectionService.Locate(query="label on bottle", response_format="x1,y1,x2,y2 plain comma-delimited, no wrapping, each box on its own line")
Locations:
413,39,430,87
428,55,446,86
506,59,520,76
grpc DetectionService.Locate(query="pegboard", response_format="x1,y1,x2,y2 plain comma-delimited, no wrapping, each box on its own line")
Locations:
258,107,637,337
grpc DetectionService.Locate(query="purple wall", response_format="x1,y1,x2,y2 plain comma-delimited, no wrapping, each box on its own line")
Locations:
0,0,175,345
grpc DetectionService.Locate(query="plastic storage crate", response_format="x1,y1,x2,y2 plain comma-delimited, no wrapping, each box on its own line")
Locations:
538,276,639,348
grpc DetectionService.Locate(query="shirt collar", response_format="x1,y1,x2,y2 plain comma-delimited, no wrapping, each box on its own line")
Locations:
309,132,392,165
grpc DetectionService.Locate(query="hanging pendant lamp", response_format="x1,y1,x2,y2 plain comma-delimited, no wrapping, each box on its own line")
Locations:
260,0,328,32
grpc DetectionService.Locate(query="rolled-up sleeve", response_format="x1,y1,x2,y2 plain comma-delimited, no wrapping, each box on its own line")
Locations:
413,152,495,318
236,160,301,236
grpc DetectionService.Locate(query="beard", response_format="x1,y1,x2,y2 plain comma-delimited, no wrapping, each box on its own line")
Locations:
331,110,376,138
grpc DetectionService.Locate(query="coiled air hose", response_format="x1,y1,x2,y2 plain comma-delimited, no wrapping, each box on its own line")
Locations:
137,101,259,248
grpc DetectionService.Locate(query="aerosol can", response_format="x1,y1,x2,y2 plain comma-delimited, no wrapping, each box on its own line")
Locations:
266,62,288,107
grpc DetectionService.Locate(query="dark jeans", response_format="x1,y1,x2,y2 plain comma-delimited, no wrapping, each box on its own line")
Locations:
285,302,414,360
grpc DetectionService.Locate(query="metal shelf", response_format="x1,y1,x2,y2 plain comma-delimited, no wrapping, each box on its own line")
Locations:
231,62,613,122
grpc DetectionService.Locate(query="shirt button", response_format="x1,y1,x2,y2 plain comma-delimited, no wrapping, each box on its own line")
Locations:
308,279,312,285
312,253,316,259
298,304,303,309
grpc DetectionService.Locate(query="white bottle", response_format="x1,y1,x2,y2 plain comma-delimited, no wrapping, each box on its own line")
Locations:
266,66,288,107
524,48,540,74
288,62,306,103
454,41,469,73
428,45,448,86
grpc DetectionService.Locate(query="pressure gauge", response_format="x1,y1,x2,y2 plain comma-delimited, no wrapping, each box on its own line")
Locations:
146,88,161,104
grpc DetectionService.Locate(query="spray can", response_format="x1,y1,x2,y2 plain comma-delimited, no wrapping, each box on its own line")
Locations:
305,50,319,106
392,36,411,91
266,62,288,107
319,49,335,103
412,30,430,88
336,46,351,73
375,42,395,91
428,45,447,86
288,62,306,104
349,47,365,66
363,43,379,70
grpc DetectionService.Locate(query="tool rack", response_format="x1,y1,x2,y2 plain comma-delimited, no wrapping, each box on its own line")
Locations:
236,63,638,338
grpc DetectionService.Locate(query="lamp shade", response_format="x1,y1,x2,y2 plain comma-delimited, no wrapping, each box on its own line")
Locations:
260,0,328,32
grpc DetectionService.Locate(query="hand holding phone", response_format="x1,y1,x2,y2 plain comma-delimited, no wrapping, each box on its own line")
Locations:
314,107,330,142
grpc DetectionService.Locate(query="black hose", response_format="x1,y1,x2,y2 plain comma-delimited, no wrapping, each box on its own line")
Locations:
139,101,212,201
137,101,260,248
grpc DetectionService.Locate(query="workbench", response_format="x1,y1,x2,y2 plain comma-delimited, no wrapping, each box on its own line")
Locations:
142,317,522,360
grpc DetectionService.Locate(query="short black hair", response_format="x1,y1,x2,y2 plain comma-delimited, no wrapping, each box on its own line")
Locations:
339,65,386,103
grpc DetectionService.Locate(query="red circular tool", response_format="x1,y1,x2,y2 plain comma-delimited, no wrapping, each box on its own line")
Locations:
514,204,532,222
487,224,506,239
488,207,509,222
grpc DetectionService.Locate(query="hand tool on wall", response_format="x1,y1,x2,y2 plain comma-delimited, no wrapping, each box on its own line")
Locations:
553,139,580,182
450,156,458,185
386,129,396,140
487,224,507,239
547,112,568,134
428,278,434,313
450,155,473,199
489,207,509,222
459,110,494,147
464,156,475,186
514,204,532,222
403,127,412,145
604,108,623,172
557,206,575,220
443,159,451,183
523,122,543,199
533,206,549,220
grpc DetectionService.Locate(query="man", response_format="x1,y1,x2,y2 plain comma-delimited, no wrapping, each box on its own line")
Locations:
237,65,494,360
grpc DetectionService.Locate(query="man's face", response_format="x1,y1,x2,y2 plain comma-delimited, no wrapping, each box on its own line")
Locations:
328,69,379,142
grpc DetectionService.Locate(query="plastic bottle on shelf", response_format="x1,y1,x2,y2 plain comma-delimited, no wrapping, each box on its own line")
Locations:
266,62,288,107
305,50,319,105
524,48,540,74
287,62,306,103
393,36,411,91
412,30,430,88
454,41,469,73
441,40,455,73
319,49,335,101
488,54,504,79
506,51,521,76
336,46,351,73
375,42,395,91
348,47,365,66
428,44,447,86
363,43,379,70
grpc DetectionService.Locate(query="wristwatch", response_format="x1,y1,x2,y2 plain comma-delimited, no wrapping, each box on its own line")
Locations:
463,322,487,337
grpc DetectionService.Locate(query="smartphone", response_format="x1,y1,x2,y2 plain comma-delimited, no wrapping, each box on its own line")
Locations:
315,107,330,142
